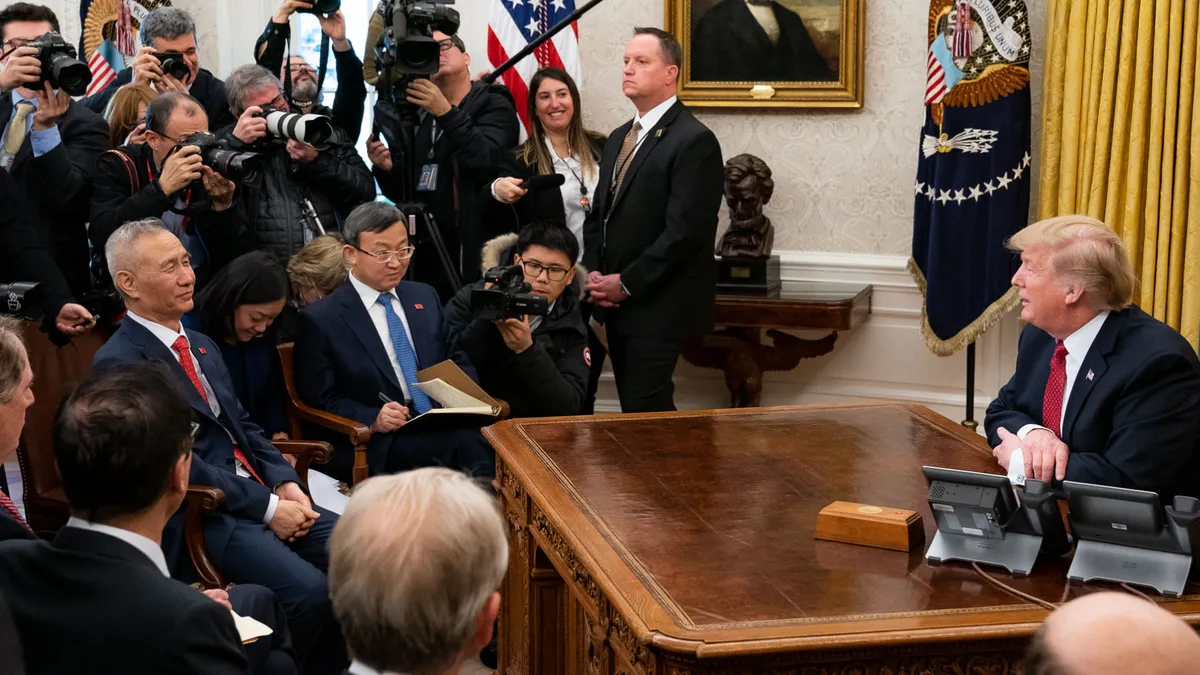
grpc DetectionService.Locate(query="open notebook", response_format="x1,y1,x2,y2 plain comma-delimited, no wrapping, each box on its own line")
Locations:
401,361,502,431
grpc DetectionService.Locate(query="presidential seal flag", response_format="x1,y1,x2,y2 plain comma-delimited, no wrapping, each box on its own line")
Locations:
78,0,170,97
910,0,1032,355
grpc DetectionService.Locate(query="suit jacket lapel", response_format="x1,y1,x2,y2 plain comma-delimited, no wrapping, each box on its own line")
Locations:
596,120,630,218
187,332,248,442
336,287,404,391
609,102,684,214
394,284,431,370
1061,312,1123,442
119,317,220,426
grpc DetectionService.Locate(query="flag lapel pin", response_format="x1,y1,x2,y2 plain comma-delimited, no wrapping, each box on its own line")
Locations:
199,347,207,355
414,303,424,310
1086,370,1094,381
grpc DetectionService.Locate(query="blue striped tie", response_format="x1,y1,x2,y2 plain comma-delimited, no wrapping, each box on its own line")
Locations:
377,293,433,414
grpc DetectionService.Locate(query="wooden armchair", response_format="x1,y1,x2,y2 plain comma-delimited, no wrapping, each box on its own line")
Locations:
187,439,332,589
277,342,372,485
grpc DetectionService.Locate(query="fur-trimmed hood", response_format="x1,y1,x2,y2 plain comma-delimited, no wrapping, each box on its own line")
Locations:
479,233,588,298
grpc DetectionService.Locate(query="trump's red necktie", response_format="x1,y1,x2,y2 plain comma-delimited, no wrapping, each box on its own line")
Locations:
1042,340,1068,437
171,336,264,485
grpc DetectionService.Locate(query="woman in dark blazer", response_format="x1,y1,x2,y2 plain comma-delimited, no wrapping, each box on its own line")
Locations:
485,67,608,412
185,251,291,439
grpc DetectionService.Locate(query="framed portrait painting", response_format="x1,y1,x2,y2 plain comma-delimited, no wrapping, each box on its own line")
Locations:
665,0,865,108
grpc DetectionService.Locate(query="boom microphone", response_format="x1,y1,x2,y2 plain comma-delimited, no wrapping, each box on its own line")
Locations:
524,173,567,191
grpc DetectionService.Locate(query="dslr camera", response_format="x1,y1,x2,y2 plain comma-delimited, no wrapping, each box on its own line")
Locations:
471,265,549,321
299,0,340,13
175,131,264,185
254,107,342,151
155,51,191,82
0,282,45,321
26,32,91,97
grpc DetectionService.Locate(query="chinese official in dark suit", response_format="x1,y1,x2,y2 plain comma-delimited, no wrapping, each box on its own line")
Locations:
583,28,724,412
92,220,346,675
691,0,834,82
985,215,1200,498
0,364,255,675
294,202,494,480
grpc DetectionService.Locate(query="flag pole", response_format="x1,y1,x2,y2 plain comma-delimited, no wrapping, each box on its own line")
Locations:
962,342,977,431
481,0,608,84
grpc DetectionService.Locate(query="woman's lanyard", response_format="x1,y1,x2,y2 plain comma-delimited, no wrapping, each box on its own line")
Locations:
548,143,591,214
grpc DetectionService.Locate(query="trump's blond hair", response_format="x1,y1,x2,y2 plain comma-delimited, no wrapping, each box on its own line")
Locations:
1008,215,1135,311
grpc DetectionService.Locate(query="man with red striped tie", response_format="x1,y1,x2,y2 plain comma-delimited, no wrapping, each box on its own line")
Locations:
985,215,1200,499
92,219,347,675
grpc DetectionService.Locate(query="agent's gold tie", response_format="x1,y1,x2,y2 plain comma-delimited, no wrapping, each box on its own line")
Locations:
612,121,642,196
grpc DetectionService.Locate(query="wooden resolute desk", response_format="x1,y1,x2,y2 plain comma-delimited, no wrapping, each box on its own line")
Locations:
486,403,1200,675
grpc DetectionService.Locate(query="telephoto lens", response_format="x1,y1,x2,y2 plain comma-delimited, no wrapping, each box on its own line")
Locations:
261,110,339,151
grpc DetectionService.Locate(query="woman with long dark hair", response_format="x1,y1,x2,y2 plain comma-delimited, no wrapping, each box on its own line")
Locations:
487,67,607,412
187,251,291,439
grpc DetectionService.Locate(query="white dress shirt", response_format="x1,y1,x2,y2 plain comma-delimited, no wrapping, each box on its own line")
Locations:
349,273,418,403
347,662,406,675
545,138,595,261
1017,311,1111,439
64,517,170,577
745,0,781,43
126,310,279,524
632,95,677,147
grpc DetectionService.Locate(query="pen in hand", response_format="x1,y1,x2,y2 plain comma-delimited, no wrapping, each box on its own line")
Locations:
378,392,411,421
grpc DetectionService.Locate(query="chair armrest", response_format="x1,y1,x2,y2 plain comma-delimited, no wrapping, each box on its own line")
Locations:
288,398,373,446
271,440,334,490
183,486,227,590
496,398,511,421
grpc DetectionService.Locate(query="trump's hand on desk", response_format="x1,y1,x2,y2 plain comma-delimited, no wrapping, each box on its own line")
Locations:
994,427,1069,482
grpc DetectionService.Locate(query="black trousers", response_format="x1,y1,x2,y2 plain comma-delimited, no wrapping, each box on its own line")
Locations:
606,330,681,413
579,301,608,415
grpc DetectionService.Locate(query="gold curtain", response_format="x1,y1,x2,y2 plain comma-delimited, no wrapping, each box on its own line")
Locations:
1039,0,1200,345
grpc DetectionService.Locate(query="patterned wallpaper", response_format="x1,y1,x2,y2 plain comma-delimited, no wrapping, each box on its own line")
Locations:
463,0,1046,255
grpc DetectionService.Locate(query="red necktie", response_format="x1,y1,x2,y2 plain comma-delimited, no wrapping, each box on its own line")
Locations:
1042,340,1068,437
171,336,265,485
0,490,30,531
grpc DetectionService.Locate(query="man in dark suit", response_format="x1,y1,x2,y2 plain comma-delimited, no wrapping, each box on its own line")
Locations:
93,220,346,675
691,0,834,82
295,201,494,479
985,215,1200,498
0,363,253,674
583,27,724,413
0,3,111,297
82,7,236,131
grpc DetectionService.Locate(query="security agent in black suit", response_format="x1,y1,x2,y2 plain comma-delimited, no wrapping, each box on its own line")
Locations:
0,4,111,297
0,363,282,675
583,28,724,413
691,0,833,82
985,216,1200,499
82,7,236,131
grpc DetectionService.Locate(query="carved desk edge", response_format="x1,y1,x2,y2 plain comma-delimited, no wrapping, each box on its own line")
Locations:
713,285,872,331
484,403,1200,663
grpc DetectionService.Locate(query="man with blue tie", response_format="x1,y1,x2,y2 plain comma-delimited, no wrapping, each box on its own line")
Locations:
294,201,494,479
92,220,346,675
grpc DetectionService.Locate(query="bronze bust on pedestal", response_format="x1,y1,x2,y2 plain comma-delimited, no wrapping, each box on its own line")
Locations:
716,153,780,294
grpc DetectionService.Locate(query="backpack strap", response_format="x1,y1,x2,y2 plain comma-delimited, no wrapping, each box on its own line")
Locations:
103,149,141,196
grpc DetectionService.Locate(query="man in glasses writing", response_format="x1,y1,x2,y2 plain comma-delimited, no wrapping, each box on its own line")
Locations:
444,222,589,418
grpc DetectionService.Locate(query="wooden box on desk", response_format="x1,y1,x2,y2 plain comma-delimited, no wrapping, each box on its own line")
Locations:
814,500,925,552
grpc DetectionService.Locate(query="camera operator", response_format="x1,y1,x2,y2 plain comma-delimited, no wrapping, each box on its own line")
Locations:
82,7,236,131
254,0,367,143
367,31,519,300
0,3,110,297
89,92,248,288
223,64,375,266
444,222,587,418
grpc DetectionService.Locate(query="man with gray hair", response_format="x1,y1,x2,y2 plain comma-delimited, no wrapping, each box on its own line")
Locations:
985,215,1200,498
223,63,375,267
329,468,507,675
83,6,235,129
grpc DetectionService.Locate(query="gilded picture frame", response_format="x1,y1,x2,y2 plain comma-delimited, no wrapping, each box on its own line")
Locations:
665,0,865,108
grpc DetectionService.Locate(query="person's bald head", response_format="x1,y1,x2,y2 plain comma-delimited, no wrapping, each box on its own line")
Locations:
1024,592,1200,674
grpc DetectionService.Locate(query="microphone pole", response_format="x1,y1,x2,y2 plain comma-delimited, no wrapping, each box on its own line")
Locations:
481,0,608,84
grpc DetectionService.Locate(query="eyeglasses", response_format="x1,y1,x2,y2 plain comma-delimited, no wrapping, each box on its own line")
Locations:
436,38,459,53
0,38,29,57
355,245,416,263
520,259,570,282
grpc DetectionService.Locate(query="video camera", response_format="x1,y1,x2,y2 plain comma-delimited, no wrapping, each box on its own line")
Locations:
26,32,91,97
254,108,343,151
471,265,549,321
0,282,45,321
175,131,264,185
374,0,460,87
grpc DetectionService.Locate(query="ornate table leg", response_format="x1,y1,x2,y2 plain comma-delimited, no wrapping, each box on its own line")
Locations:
681,328,839,407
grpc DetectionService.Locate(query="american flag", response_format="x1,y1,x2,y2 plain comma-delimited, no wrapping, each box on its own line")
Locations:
487,0,582,136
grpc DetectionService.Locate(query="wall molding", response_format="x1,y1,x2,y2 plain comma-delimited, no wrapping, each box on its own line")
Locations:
593,249,1020,424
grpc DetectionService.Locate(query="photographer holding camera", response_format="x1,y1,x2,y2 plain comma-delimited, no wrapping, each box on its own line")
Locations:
224,64,375,267
0,3,110,299
83,7,236,132
90,92,249,288
254,0,367,143
444,222,587,418
368,30,519,300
